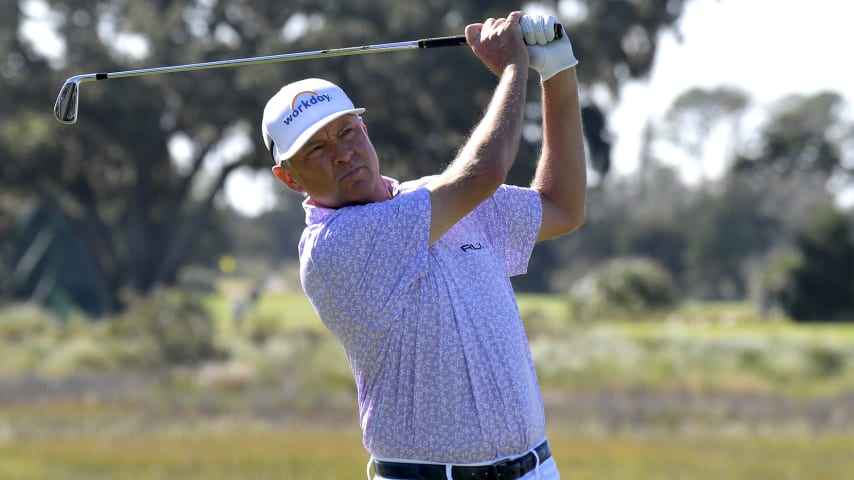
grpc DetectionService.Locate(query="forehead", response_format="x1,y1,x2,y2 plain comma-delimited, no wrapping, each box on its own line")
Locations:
307,114,359,142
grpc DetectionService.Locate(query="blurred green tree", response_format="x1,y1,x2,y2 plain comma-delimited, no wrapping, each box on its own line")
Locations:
683,184,781,299
733,92,853,184
1,0,694,313
661,86,750,182
775,209,854,322
545,160,694,293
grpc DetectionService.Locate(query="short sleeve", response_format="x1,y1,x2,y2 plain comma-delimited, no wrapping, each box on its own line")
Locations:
473,185,542,276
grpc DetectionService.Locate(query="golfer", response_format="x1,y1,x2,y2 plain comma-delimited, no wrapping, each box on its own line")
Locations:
262,11,585,480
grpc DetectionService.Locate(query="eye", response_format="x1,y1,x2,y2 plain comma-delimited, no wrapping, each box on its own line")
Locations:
340,126,356,138
305,143,325,158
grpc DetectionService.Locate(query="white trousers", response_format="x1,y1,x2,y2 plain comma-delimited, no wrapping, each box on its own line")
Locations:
372,456,561,480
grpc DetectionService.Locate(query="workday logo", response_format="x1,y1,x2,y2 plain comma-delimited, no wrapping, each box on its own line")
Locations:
282,90,333,125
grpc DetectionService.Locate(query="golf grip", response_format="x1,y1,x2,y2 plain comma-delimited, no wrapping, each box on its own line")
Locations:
418,23,564,49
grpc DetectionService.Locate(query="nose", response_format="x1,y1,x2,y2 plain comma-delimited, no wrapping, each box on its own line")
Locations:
332,139,353,165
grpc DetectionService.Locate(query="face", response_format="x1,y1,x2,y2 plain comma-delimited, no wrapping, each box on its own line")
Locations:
272,114,389,208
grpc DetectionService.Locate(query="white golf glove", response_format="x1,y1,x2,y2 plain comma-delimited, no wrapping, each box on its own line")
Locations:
520,14,578,81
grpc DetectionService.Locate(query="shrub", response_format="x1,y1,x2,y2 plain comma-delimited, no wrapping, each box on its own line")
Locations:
39,337,116,376
239,312,288,345
111,288,226,366
768,209,854,322
0,303,59,342
570,257,678,320
176,265,219,294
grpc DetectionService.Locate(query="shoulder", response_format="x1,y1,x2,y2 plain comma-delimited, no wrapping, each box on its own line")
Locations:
303,186,431,259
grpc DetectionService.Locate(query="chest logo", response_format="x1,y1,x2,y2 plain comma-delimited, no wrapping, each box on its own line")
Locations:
460,243,483,252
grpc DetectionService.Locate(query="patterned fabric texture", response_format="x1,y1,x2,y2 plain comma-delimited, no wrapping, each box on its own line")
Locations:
299,177,545,463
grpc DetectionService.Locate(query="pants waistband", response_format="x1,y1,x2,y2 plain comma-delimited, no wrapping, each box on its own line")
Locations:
373,440,551,480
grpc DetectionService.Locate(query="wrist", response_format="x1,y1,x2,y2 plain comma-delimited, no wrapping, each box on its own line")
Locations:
540,64,577,85
496,49,530,76
503,58,528,75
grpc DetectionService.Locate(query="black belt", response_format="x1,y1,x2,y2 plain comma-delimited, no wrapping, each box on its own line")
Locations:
373,440,551,480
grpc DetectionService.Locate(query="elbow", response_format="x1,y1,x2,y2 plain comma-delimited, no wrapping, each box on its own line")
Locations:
462,160,508,203
557,206,586,236
457,139,516,200
539,197,586,241
481,162,510,193
566,207,586,233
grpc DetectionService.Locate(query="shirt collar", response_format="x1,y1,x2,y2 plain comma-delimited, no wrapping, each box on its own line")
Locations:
303,176,399,226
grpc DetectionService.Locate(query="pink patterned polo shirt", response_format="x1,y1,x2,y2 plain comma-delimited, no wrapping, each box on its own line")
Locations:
298,176,545,463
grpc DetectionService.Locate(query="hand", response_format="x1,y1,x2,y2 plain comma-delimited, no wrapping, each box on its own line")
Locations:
465,11,529,76
521,15,578,81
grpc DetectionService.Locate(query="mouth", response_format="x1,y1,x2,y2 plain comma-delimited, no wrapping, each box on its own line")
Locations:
339,165,364,182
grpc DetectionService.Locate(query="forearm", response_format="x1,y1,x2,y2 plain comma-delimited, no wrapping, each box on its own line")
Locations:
454,62,528,183
426,62,528,243
532,67,587,240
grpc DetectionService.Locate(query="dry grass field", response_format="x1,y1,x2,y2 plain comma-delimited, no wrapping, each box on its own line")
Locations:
2,295,854,479
2,425,853,479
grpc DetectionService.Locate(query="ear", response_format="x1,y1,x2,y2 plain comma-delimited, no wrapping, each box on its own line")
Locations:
272,164,305,194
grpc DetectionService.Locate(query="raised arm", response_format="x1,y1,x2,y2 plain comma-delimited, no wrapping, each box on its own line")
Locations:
425,12,529,244
532,68,586,241
527,20,587,241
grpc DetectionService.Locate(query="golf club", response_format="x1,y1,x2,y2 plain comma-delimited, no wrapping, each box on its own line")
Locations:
54,25,561,125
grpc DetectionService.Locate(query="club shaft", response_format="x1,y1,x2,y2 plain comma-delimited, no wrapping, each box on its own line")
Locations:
93,36,467,81
54,35,467,123
56,25,562,124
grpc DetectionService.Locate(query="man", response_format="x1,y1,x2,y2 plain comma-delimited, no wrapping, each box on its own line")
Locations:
261,11,585,480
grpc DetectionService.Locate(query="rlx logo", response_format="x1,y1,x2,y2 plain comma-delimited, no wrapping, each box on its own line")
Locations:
460,243,483,252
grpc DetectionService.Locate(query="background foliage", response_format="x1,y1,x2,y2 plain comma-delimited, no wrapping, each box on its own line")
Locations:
1,3,853,318
3,0,709,312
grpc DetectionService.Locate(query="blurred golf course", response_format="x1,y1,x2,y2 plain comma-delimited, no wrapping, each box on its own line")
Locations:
2,291,853,479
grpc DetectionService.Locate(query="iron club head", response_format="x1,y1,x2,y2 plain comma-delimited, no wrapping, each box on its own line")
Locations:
54,75,100,124
54,78,79,124
54,75,93,124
